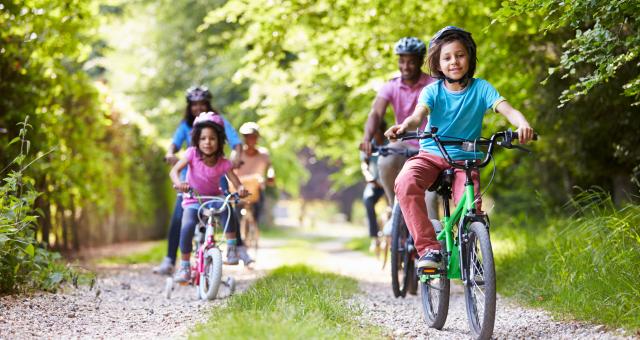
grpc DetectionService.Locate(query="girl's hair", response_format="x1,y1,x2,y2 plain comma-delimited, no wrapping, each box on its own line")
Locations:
191,121,226,159
427,31,477,80
185,101,223,127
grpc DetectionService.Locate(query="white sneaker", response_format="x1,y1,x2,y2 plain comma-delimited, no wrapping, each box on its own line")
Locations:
225,245,240,265
237,245,255,266
152,257,174,275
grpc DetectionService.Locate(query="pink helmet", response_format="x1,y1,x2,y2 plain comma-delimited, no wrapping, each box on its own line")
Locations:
193,112,224,128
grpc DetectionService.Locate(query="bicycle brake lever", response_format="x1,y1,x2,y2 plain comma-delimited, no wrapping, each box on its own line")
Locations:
512,144,532,154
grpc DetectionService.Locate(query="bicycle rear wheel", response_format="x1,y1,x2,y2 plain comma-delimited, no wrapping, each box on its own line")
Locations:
199,248,223,300
420,220,450,329
463,222,496,340
390,202,410,298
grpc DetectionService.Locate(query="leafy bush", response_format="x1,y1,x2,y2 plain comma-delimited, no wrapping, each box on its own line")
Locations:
494,188,640,330
0,118,72,293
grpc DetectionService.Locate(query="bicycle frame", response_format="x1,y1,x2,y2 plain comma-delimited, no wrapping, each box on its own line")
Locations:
409,128,534,283
186,193,238,284
433,180,476,280
195,212,219,278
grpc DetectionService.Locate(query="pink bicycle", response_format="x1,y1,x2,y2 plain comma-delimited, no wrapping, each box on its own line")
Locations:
164,193,238,300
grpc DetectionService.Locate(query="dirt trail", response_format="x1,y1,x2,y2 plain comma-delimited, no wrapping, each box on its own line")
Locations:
0,219,633,339
279,219,632,340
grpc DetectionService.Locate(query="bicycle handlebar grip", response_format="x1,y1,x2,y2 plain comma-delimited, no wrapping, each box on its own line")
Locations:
512,131,538,141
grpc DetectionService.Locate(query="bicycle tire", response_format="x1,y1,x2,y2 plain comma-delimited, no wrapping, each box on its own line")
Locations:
199,248,223,300
407,234,418,295
390,202,409,298
463,222,496,340
420,219,450,329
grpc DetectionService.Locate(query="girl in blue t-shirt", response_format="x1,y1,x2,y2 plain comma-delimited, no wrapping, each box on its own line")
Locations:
385,26,535,271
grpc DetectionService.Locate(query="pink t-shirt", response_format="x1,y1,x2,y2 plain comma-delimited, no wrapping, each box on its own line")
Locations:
182,146,233,207
377,73,433,145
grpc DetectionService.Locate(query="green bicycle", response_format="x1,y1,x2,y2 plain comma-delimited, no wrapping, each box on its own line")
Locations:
401,128,536,340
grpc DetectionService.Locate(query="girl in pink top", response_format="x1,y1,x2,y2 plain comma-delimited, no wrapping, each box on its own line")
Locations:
169,113,248,282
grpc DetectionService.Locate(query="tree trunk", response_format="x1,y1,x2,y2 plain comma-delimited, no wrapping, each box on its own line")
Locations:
612,173,636,206
70,199,80,251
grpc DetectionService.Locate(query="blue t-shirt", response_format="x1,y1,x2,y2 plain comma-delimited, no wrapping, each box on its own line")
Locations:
171,114,242,179
417,78,505,160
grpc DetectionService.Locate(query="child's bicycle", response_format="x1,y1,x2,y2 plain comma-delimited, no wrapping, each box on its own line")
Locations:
400,128,536,340
164,192,238,300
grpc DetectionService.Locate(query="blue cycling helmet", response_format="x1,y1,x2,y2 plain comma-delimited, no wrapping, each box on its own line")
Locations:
186,86,212,102
427,26,477,83
394,37,427,59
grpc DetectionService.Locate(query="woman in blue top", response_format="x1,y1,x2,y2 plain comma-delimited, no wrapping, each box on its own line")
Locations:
385,26,534,271
154,86,252,275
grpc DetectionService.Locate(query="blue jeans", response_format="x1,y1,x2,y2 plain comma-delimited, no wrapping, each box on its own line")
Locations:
166,195,242,264
179,202,232,254
363,182,385,238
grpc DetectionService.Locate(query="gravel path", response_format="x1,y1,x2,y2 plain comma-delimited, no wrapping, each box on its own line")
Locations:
0,256,266,339
0,221,635,339
295,220,635,340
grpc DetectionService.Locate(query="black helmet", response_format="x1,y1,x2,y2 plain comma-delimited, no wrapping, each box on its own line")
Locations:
186,86,212,102
427,26,477,83
394,37,427,59
428,26,475,55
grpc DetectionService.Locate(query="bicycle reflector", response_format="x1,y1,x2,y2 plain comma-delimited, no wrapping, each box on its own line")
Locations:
420,267,439,275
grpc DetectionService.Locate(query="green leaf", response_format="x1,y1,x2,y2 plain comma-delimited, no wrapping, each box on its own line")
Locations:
24,244,35,257
8,137,21,146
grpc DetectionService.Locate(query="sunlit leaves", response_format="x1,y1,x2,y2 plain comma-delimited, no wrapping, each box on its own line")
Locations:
495,0,640,106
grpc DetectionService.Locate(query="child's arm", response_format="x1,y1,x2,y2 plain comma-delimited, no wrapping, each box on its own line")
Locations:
385,105,429,140
495,101,534,144
170,158,190,192
226,171,249,197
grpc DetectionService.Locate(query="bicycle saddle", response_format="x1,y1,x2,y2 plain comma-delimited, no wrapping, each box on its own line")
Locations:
428,168,454,195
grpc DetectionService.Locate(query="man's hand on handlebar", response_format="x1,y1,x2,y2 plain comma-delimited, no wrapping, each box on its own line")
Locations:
359,140,373,158
384,124,406,141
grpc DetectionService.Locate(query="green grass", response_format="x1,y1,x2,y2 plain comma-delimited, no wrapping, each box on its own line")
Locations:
261,224,337,243
493,189,640,331
191,265,385,339
346,236,372,255
96,240,167,265
259,224,293,239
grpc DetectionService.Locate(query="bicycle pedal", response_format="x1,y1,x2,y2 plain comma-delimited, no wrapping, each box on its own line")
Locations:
419,267,439,275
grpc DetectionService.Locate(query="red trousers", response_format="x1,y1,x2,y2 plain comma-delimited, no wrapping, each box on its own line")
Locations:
394,152,481,256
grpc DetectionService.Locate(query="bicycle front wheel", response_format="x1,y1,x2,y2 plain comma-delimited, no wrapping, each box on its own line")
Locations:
390,202,410,298
420,219,450,329
463,222,496,340
199,248,223,300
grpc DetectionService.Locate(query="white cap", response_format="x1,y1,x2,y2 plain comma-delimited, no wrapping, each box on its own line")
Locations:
239,122,260,135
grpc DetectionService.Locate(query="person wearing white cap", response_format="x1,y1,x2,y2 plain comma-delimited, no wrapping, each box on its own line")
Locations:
233,122,275,227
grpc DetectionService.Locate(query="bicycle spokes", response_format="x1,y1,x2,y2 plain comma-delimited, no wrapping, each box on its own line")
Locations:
469,239,486,325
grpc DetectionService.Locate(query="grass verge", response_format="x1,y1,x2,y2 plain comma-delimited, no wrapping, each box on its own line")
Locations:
96,240,167,265
346,236,371,255
191,265,385,339
493,189,640,332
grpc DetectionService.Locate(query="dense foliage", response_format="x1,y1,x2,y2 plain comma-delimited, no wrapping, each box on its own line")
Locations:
193,0,639,207
0,0,170,254
0,118,73,293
